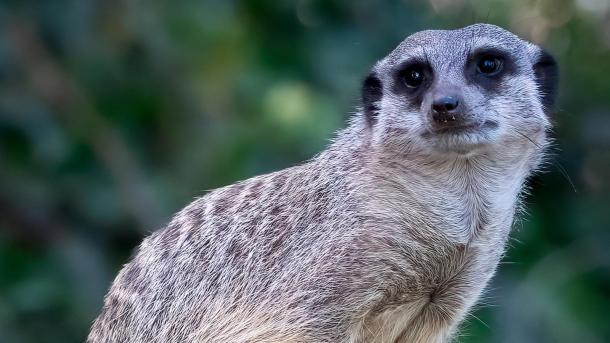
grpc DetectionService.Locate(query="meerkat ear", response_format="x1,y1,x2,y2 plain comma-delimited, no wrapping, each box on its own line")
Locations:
532,49,559,114
361,71,383,124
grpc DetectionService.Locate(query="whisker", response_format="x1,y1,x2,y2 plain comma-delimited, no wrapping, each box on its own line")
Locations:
467,312,490,329
515,130,578,194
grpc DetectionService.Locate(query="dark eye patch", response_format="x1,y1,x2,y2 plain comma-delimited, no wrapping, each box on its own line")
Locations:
391,59,433,110
477,55,504,76
466,47,515,91
400,64,426,88
394,60,432,92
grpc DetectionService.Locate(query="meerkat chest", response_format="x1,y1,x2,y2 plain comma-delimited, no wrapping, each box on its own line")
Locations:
350,241,494,343
352,297,456,343
351,199,511,341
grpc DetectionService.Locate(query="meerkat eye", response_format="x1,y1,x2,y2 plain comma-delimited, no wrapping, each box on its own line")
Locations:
477,56,504,76
401,66,426,88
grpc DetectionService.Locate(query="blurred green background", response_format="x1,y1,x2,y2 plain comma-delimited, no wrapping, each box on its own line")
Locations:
0,0,609,342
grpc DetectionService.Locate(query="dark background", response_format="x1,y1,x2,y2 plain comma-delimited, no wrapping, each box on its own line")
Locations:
1,0,609,342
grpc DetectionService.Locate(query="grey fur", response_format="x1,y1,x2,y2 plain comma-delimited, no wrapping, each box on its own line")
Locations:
88,24,556,343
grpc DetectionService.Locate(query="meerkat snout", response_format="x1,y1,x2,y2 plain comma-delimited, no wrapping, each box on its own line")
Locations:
89,23,558,343
430,92,464,129
431,95,460,114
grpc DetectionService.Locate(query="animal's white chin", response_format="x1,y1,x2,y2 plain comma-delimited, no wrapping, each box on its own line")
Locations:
422,121,500,155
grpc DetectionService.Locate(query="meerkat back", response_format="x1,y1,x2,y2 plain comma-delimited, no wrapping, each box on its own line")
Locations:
88,23,557,343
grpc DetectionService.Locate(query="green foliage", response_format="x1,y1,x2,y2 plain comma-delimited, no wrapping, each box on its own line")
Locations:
0,1,609,342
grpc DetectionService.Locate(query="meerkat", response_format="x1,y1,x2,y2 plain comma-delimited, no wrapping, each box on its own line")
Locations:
88,23,558,343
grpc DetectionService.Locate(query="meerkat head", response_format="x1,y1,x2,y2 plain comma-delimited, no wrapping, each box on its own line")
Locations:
361,23,558,157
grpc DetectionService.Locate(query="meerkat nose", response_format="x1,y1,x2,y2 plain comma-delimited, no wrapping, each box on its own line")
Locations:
430,94,468,127
432,96,460,114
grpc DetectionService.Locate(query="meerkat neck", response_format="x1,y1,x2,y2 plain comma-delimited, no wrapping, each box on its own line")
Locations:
384,146,532,244
333,120,537,244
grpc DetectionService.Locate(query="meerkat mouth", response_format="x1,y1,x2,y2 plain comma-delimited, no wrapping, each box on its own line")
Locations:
421,120,498,139
429,120,498,135
421,119,500,154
